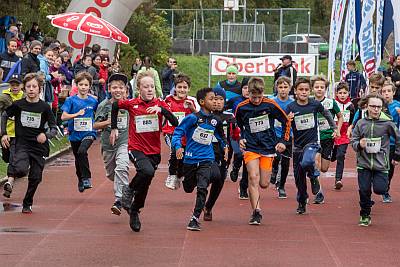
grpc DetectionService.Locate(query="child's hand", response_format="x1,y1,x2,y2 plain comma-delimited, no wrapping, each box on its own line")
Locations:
37,133,47,144
239,139,246,151
184,100,196,112
176,148,184,159
392,160,399,166
1,135,10,148
76,109,85,117
110,129,119,146
359,138,367,148
287,112,294,120
275,143,286,153
224,146,229,161
146,106,161,114
332,129,341,139
346,127,353,139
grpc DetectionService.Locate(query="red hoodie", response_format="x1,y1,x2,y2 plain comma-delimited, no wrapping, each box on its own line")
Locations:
335,96,355,145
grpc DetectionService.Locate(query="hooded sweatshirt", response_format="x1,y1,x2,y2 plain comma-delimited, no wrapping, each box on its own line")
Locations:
351,112,400,171
0,88,24,137
335,96,355,145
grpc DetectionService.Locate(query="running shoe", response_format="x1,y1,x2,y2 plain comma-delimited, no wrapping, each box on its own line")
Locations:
239,187,249,200
278,188,287,199
83,178,92,189
230,168,239,182
187,216,201,231
382,193,393,203
296,203,306,215
165,175,177,190
22,205,32,214
359,215,371,227
3,182,13,198
249,210,262,225
310,177,321,195
334,180,343,190
121,186,134,213
129,211,141,232
313,192,325,204
111,201,122,216
203,208,212,221
78,180,85,193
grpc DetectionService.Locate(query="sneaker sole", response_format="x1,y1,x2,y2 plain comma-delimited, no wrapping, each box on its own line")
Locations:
296,211,306,215
313,201,325,204
186,227,201,231
239,196,249,200
248,221,261,225
111,207,121,216
382,200,393,203
358,222,371,227
278,195,287,199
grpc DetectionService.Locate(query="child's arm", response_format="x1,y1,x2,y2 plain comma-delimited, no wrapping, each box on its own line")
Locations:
319,106,337,131
388,121,400,164
61,109,85,121
172,115,194,159
350,122,364,152
93,105,110,130
214,119,228,160
41,106,58,142
0,104,18,148
333,101,343,137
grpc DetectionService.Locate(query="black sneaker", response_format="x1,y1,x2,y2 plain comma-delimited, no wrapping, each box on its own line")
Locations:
129,211,141,232
3,182,13,198
111,201,122,216
121,186,134,213
296,203,306,214
278,188,287,199
83,178,92,189
239,187,249,200
313,192,325,204
78,180,85,193
22,205,32,214
249,210,262,225
310,177,320,195
203,208,212,221
187,216,201,231
230,168,239,182
334,180,343,190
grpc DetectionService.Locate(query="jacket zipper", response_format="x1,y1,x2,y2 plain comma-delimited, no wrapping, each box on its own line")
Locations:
370,120,374,169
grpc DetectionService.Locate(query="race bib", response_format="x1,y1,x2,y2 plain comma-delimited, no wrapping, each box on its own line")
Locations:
74,117,92,131
249,114,270,133
135,114,159,133
318,117,330,131
192,126,213,145
168,112,186,126
294,113,315,131
117,113,128,129
342,110,350,123
21,111,41,128
322,98,334,110
365,138,381,154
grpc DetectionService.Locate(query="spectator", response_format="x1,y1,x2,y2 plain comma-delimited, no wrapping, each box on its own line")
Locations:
25,22,43,42
273,55,297,94
21,40,42,76
99,48,109,58
50,55,65,121
49,43,61,57
388,55,400,101
91,44,101,58
130,57,141,79
0,38,20,80
38,47,56,103
214,63,241,101
93,54,106,102
5,26,20,46
345,60,367,107
58,52,73,84
161,57,178,98
137,56,162,97
16,21,25,42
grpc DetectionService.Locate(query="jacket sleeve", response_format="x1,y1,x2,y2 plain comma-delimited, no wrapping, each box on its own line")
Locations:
153,70,162,97
161,67,173,80
110,101,120,129
20,57,30,77
172,115,195,150
270,101,291,142
350,122,362,152
320,107,337,130
45,106,58,139
388,121,400,161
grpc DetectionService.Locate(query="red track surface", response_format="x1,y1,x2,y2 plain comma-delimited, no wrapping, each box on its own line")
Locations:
1,141,400,266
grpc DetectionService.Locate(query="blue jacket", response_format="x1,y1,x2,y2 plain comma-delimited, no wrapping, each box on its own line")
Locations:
345,70,366,99
38,54,51,81
388,100,400,145
172,109,226,164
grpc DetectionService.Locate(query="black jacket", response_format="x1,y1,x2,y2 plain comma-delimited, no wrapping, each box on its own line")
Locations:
161,66,177,96
21,53,40,76
0,51,20,79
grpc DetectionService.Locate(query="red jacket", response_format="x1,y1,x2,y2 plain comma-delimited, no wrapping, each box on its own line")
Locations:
118,97,170,155
334,97,355,146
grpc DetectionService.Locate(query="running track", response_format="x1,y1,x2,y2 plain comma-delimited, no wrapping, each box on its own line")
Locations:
1,141,400,266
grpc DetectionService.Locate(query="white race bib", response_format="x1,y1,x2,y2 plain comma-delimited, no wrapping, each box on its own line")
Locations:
74,117,93,131
294,113,315,131
318,117,330,131
322,98,334,110
117,113,128,129
192,126,213,145
135,114,159,133
168,112,186,126
20,111,41,128
365,138,381,154
249,114,270,133
342,110,350,123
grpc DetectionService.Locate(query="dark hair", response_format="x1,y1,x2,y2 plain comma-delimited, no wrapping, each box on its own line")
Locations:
196,87,214,103
82,54,92,62
43,37,54,48
294,77,311,89
369,73,385,86
75,71,93,86
7,38,18,46
174,73,191,87
336,81,349,92
83,46,92,55
100,55,109,62
92,44,101,53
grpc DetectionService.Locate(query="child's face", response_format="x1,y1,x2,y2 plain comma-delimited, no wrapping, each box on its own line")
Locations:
249,91,263,106
381,85,394,103
175,81,189,99
213,95,225,111
10,82,21,95
77,78,91,96
312,81,326,99
367,97,383,119
54,57,62,69
347,64,355,71
25,79,41,99
369,82,381,94
83,57,92,67
108,81,126,100
242,85,249,98
200,92,215,112
45,50,54,64
277,82,290,99
139,76,155,101
295,83,311,102
336,88,349,102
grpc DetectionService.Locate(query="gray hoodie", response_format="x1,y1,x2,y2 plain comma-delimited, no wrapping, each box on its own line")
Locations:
351,112,400,171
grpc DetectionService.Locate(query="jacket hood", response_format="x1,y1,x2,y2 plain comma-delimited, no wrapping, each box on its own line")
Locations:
364,111,392,122
335,96,351,104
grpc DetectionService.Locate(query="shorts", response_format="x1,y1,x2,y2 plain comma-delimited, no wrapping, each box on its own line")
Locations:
320,138,334,161
243,151,274,171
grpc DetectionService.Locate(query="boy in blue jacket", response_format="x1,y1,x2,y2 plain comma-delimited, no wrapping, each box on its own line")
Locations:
172,87,228,231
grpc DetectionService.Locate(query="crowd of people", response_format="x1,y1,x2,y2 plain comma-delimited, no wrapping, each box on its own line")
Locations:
0,28,400,232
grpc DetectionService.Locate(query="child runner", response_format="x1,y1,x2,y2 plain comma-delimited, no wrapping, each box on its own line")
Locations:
110,70,178,232
0,73,57,213
380,80,400,203
235,77,290,225
163,73,199,190
331,82,355,190
271,76,294,199
172,87,228,231
0,74,24,198
311,75,343,204
286,78,337,215
351,94,400,226
61,72,98,193
94,73,130,215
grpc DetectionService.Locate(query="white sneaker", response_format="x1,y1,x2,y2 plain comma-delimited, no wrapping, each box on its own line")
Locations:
165,175,177,190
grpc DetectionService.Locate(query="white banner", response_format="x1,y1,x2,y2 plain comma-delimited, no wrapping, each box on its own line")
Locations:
56,0,142,60
392,0,400,55
210,54,317,77
340,0,356,80
358,0,376,78
328,0,347,96
375,0,385,70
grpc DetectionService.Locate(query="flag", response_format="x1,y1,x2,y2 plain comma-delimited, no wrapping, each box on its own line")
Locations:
375,0,385,69
341,0,356,80
358,0,376,79
382,0,394,54
392,0,400,55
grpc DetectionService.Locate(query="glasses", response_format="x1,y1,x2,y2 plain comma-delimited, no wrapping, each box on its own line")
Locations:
368,105,382,109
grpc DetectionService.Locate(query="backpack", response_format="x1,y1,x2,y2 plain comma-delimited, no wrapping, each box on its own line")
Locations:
3,59,21,82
